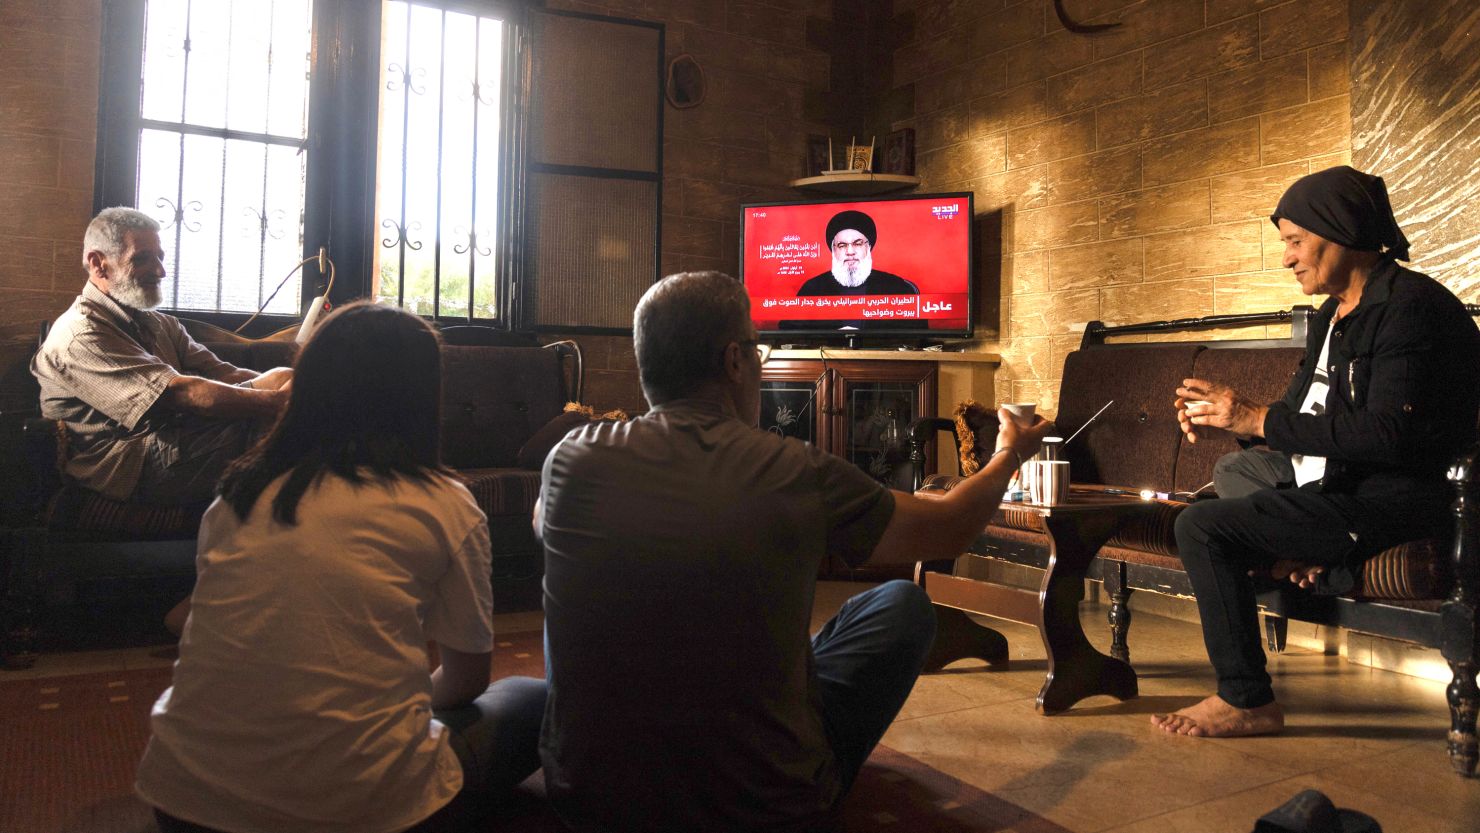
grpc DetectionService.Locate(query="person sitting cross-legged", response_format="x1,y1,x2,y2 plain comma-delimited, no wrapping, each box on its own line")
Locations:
535,270,1054,832
136,303,546,833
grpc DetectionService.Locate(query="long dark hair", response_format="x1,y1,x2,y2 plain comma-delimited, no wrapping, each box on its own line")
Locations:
219,302,452,524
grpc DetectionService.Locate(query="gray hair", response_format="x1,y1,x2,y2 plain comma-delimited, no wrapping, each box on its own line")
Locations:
82,207,161,265
634,271,752,405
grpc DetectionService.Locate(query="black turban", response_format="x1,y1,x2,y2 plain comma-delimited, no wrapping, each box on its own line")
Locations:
825,210,877,248
1270,166,1410,261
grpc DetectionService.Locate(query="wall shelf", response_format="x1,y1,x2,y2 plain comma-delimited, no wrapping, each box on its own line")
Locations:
788,172,921,196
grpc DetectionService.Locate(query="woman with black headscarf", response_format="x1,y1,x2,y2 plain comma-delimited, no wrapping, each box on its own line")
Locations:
1151,166,1480,738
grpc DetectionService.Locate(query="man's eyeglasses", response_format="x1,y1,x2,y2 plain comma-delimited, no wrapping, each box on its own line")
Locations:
739,339,772,365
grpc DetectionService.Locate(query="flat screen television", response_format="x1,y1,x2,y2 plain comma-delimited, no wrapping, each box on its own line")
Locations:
740,192,973,341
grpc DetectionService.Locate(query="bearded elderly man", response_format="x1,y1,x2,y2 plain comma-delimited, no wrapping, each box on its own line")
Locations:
31,207,292,508
1152,167,1480,738
783,209,919,331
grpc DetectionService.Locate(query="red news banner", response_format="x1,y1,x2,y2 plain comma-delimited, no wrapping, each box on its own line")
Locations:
755,294,965,320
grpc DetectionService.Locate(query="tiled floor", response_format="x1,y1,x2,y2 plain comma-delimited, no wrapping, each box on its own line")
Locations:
816,581,1478,833
11,582,1479,833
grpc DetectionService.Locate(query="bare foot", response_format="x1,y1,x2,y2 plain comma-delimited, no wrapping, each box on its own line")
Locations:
1150,694,1284,737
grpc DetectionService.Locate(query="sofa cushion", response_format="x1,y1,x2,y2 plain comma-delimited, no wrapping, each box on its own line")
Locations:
948,400,998,475
459,468,543,518
1175,346,1304,494
1351,537,1450,601
1058,345,1201,493
516,410,591,470
45,484,205,541
1104,499,1186,557
441,346,567,469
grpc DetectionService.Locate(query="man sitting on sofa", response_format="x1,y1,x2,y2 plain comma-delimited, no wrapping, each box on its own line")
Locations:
535,270,1053,832
31,207,292,508
1153,167,1480,738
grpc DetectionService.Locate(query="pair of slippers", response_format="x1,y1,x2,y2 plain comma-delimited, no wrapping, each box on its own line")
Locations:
1253,789,1381,833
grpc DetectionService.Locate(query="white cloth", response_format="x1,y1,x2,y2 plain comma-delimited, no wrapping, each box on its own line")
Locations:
136,472,494,833
1290,324,1335,486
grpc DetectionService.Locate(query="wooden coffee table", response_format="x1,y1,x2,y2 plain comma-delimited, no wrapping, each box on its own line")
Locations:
920,487,1158,714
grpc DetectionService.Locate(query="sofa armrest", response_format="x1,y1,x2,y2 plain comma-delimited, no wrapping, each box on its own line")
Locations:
0,418,64,527
908,417,959,492
1448,438,1480,602
543,340,583,404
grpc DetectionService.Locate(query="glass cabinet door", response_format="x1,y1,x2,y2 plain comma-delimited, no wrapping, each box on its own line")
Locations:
843,382,919,489
832,361,936,491
759,359,935,490
757,360,825,445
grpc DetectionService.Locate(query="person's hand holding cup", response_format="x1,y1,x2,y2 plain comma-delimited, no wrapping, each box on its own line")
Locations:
1174,378,1269,443
995,404,1055,470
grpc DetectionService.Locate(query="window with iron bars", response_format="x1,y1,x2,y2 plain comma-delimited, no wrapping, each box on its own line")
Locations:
373,1,511,321
95,0,521,330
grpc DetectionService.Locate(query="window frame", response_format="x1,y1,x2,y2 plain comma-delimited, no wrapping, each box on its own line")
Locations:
94,0,528,336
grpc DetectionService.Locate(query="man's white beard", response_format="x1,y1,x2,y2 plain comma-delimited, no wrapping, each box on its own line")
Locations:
109,271,163,311
830,250,873,288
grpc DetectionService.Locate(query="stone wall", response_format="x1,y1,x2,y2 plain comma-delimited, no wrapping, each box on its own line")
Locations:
890,0,1353,413
1351,0,1480,303
0,0,103,410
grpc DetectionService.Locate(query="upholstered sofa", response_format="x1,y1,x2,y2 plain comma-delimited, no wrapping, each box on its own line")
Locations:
909,307,1480,777
0,322,582,666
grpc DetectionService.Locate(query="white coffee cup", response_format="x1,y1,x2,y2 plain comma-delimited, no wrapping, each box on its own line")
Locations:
1025,460,1070,506
1002,402,1036,428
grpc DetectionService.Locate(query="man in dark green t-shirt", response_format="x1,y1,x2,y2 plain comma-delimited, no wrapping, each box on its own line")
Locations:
536,271,1051,832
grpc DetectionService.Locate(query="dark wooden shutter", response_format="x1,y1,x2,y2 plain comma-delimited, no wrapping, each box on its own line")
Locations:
521,9,663,333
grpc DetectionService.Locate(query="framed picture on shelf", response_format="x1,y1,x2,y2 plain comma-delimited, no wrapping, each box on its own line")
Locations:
878,128,915,175
805,134,830,177
848,142,874,172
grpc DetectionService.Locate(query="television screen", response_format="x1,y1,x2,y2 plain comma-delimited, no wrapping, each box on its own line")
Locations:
741,192,973,340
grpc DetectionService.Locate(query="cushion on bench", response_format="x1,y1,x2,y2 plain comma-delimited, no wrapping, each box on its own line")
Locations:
1057,346,1200,491
441,346,568,469
45,484,206,541
459,468,543,518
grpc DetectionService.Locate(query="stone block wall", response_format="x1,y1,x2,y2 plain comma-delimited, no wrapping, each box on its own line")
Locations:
0,0,103,410
1351,0,1480,303
891,0,1354,413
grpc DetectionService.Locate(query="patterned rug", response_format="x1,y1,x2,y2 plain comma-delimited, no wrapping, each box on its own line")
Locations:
1,631,1069,833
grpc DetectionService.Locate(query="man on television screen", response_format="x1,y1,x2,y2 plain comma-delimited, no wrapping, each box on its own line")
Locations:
797,210,918,297
784,210,918,331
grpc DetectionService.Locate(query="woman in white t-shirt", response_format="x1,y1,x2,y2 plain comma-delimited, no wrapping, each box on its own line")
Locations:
136,303,546,833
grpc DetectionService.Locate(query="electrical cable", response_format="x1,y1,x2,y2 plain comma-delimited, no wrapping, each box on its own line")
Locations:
234,256,336,334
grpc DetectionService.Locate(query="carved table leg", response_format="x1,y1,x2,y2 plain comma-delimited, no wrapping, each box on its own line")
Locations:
1103,560,1133,664
923,604,1010,671
1036,513,1138,714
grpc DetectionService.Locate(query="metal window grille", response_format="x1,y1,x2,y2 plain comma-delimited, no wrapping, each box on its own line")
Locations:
373,1,511,322
134,0,313,315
